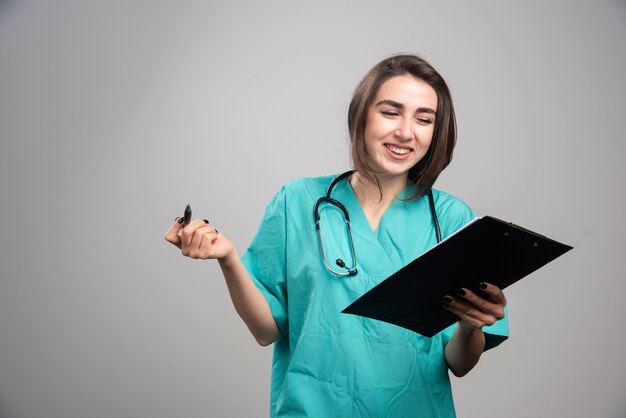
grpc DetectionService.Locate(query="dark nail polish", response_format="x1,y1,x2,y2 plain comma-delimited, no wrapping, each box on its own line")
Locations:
457,288,466,296
203,219,209,224
442,301,450,308
442,296,453,304
479,282,488,290
177,217,184,224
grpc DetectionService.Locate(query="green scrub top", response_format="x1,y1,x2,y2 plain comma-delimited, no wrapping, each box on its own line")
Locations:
241,174,508,418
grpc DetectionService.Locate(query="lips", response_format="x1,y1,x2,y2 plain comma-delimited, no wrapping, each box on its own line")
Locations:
384,143,413,156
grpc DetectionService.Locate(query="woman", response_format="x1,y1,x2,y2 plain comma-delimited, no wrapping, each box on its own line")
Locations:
165,54,508,417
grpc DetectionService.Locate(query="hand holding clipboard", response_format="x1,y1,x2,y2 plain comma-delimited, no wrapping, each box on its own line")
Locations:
342,216,573,337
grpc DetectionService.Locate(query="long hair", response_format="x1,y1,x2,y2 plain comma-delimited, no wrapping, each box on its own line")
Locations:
348,54,457,199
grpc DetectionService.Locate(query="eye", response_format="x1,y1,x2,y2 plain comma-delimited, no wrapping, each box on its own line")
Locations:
381,111,399,117
416,117,434,125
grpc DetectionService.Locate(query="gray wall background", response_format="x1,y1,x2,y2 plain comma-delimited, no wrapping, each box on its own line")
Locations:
1,1,625,417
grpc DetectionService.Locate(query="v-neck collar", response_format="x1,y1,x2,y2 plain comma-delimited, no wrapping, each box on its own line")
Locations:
332,177,408,274
335,176,413,231
327,174,436,278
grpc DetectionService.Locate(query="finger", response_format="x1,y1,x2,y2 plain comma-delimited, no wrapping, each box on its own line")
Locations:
442,300,488,329
457,288,496,310
456,288,506,321
181,219,210,251
198,228,220,258
164,217,184,248
443,296,499,327
189,224,215,257
479,282,508,306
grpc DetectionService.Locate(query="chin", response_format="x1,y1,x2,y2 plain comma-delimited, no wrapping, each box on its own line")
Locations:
377,167,412,179
382,161,419,176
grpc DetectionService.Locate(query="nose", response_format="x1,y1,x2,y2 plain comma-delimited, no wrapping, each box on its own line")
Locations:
394,117,414,141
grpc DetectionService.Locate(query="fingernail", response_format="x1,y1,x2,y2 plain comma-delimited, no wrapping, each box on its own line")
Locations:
442,296,453,304
442,301,450,308
479,282,488,290
175,216,181,222
457,288,466,297
203,219,209,224
177,217,184,224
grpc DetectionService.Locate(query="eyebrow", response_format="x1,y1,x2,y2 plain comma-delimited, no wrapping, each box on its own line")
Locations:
375,99,437,115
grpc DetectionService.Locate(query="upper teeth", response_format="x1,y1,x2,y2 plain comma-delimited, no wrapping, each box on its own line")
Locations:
387,145,410,155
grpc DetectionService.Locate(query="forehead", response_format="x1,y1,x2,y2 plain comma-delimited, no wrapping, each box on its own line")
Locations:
373,75,438,109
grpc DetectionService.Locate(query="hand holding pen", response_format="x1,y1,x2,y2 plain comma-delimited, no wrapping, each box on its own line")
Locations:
164,204,234,260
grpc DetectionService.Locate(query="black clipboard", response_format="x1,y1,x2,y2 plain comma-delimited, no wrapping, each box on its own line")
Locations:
342,216,573,337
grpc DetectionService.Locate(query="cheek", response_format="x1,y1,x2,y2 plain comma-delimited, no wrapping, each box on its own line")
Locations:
363,120,390,147
362,125,381,152
420,127,435,147
425,134,434,149
362,134,376,157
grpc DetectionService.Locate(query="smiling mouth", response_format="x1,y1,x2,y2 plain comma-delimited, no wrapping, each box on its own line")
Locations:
385,144,413,155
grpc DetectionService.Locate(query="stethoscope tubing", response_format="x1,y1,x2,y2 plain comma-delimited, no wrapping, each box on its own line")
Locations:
314,170,441,276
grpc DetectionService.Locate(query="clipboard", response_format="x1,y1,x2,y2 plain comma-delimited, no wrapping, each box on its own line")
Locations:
342,216,573,337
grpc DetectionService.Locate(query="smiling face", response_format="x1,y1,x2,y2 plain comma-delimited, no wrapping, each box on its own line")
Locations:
362,74,438,182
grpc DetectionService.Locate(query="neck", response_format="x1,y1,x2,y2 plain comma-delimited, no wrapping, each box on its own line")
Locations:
349,171,408,206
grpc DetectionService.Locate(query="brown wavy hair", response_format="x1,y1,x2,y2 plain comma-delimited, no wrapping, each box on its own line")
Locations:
348,54,457,200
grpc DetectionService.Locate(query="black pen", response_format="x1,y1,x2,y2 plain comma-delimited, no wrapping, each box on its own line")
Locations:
183,204,192,226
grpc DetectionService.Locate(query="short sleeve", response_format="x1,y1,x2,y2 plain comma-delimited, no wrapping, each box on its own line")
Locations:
435,190,509,351
434,190,476,239
483,305,509,351
440,307,509,352
241,187,289,335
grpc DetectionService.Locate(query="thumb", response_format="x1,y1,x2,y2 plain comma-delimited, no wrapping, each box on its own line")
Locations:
164,217,184,248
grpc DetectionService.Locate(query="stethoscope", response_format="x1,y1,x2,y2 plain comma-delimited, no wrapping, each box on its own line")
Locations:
314,170,442,276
